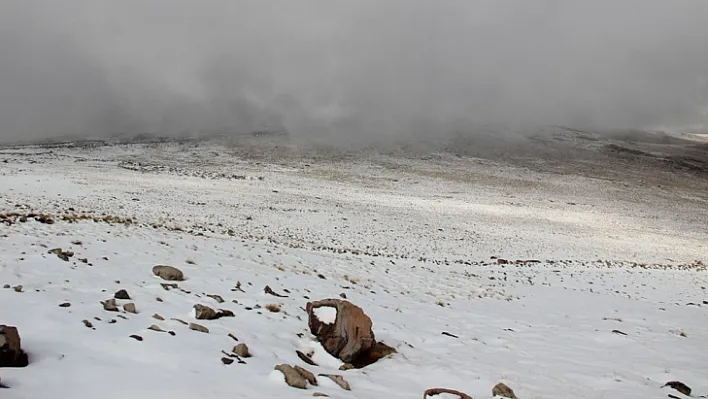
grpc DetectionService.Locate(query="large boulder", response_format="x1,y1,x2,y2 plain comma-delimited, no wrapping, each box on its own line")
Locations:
0,325,28,368
306,299,383,366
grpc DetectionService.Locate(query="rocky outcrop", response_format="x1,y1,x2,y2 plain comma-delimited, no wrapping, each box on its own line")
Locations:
424,388,473,399
0,326,28,368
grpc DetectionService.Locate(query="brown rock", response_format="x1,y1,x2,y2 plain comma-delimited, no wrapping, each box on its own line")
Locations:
233,343,251,358
207,294,224,303
312,393,329,397
193,304,234,320
296,350,318,366
189,323,209,333
306,299,375,364
424,388,473,399
350,341,397,369
493,382,518,399
294,366,318,386
264,285,288,297
171,318,188,325
152,313,165,321
194,304,217,320
339,363,354,371
0,325,29,367
662,381,691,396
123,303,137,314
319,374,350,391
82,320,94,328
275,364,308,389
152,265,185,281
221,357,234,365
102,298,119,312
147,325,164,332
129,334,143,341
12,285,22,293
114,289,131,300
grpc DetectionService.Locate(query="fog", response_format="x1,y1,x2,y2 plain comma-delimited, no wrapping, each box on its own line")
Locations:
1,0,707,145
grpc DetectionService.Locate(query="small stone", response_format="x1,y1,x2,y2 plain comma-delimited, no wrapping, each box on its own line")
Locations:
294,366,318,386
152,265,185,281
114,289,130,300
123,303,137,314
228,332,239,341
160,283,178,291
168,331,176,336
662,381,691,396
275,364,308,389
233,343,251,358
207,294,224,303
339,363,354,371
152,313,165,321
221,357,234,365
147,325,164,332
13,285,22,293
339,292,347,299
171,318,188,325
2,284,9,289
312,393,329,397
188,323,209,333
129,334,143,341
492,383,518,399
264,285,287,297
194,304,218,320
319,374,350,391
102,299,119,312
296,350,318,366
82,320,93,328
156,297,163,302
58,302,71,308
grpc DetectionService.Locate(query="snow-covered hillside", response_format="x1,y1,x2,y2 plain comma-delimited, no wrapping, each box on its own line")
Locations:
1,142,706,399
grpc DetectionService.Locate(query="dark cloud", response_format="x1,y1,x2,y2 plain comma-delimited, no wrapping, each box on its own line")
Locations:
1,0,707,144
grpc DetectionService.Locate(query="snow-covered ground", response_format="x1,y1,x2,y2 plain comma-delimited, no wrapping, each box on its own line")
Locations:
1,142,707,398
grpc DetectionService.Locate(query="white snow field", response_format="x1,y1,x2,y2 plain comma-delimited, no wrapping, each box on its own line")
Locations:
1,142,707,399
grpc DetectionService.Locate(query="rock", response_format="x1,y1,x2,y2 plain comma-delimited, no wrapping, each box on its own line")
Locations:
0,376,7,388
102,299,119,312
207,294,224,303
233,343,251,358
492,382,518,399
58,302,71,308
275,364,308,389
194,304,217,320
12,285,22,293
264,285,287,297
339,363,354,371
265,304,281,313
319,374,350,391
152,265,185,281
228,332,239,341
193,304,234,320
2,284,9,289
296,350,318,366
171,318,188,325
294,366,318,386
49,248,72,262
424,388,473,399
662,381,691,396
129,334,143,341
160,283,178,291
148,325,164,332
152,313,165,321
312,393,329,397
221,357,234,365
114,289,131,300
0,325,29,367
306,299,376,365
189,323,209,333
123,303,137,314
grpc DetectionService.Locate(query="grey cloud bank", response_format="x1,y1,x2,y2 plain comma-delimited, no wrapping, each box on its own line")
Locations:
1,0,707,144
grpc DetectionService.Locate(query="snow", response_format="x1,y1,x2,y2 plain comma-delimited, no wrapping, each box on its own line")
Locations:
313,307,337,325
1,143,707,399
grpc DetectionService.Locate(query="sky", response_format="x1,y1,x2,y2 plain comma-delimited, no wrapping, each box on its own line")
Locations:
1,0,707,144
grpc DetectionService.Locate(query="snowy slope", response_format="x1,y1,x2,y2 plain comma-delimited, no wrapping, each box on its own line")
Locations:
1,143,707,399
